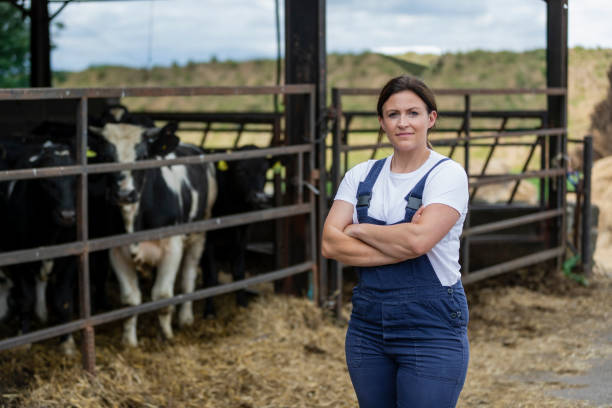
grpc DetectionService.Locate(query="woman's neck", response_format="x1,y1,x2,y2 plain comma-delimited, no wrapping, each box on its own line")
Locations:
390,147,431,173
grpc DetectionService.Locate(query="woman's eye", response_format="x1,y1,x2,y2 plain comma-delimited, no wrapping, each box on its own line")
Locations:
410,111,419,116
388,112,398,117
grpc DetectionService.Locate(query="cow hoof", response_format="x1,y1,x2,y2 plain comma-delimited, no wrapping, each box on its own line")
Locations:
122,336,139,348
179,314,194,327
178,306,194,327
60,336,77,356
159,313,174,340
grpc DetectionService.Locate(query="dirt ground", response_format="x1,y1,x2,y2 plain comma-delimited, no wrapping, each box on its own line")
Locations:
0,263,610,408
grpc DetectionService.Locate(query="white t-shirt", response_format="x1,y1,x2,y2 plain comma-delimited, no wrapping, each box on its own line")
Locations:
334,150,468,286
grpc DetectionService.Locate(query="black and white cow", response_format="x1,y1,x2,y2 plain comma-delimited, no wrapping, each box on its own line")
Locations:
201,145,272,316
88,122,217,347
1,141,78,355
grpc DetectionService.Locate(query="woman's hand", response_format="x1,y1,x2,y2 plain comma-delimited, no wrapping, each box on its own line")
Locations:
321,200,402,266
344,223,360,238
345,203,460,259
412,206,425,223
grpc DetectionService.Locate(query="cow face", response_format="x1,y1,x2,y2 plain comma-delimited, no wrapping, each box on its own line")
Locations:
88,122,180,205
29,142,77,227
229,145,271,209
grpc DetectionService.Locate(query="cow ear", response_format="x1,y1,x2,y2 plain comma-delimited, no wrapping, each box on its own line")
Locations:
88,126,103,135
87,126,106,154
147,122,180,156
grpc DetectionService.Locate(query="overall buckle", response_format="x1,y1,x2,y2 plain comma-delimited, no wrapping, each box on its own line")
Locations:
356,193,372,207
405,195,422,210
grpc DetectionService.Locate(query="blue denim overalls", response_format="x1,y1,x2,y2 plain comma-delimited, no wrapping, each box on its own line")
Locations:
345,158,470,408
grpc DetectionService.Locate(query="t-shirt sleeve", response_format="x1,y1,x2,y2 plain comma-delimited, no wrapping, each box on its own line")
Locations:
423,161,469,215
334,161,371,206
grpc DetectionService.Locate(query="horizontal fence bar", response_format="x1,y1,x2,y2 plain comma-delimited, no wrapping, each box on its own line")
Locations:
462,208,564,237
343,110,546,119
0,261,314,352
467,234,545,243
0,203,313,267
0,144,313,182
336,87,567,96
434,128,565,143
0,85,315,101
341,127,541,135
337,128,564,153
462,246,564,285
137,111,283,123
469,168,565,187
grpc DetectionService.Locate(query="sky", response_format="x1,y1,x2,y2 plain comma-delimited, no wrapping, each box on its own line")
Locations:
48,0,612,71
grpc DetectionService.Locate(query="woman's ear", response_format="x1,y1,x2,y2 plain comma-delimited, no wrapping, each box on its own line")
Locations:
428,110,438,129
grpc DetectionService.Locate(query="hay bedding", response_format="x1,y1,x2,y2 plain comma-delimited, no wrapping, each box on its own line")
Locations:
0,271,611,408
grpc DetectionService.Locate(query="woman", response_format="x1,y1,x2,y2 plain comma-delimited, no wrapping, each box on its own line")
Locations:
321,75,469,407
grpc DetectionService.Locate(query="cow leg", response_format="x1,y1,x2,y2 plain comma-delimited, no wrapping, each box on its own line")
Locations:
233,226,249,308
178,233,205,327
110,246,141,347
35,260,53,323
0,269,13,321
49,257,77,356
151,235,183,340
201,240,218,318
10,264,37,339
90,250,111,312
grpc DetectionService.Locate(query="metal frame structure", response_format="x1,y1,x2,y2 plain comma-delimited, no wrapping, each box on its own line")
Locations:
0,85,318,374
0,0,583,379
326,85,584,313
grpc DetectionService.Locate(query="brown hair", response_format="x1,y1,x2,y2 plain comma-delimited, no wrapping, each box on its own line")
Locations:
377,75,437,148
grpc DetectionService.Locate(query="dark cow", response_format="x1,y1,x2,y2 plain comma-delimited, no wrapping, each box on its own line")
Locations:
1,140,78,355
29,120,125,314
201,145,272,316
88,122,217,347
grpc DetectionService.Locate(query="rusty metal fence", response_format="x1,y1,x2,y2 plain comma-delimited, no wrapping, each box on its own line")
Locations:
0,84,594,375
328,87,591,313
0,85,318,374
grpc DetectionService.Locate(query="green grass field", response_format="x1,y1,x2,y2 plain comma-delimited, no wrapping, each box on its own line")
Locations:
52,48,611,172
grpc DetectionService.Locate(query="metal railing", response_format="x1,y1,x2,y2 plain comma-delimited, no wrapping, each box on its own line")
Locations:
328,87,572,314
0,85,318,375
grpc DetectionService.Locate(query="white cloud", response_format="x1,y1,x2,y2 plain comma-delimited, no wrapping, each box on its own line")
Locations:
49,0,612,71
373,45,442,55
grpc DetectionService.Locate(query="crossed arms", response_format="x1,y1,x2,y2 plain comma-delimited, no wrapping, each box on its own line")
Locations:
321,200,460,267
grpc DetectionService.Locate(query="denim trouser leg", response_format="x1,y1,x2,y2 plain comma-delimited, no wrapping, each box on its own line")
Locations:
346,283,469,408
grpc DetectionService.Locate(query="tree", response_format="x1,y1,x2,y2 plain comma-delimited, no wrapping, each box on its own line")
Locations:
0,3,29,88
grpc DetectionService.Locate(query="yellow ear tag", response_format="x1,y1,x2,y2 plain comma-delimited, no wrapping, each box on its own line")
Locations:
273,161,282,174
217,160,229,171
86,149,97,158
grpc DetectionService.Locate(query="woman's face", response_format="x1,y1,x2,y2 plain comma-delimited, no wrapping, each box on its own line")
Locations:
378,90,437,153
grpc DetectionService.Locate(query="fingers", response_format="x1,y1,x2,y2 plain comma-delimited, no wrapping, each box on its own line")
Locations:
412,206,425,222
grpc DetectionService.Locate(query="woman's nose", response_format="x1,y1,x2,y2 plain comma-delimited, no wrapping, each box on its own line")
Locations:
398,114,409,127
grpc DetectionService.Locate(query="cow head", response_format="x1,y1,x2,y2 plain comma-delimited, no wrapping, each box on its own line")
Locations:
88,122,180,205
226,145,272,209
29,141,77,227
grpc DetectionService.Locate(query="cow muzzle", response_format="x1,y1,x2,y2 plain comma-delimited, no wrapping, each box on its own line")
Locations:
248,191,272,209
54,209,76,226
116,189,139,205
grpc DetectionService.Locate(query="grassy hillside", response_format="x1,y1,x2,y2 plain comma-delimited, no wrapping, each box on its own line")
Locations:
53,48,612,140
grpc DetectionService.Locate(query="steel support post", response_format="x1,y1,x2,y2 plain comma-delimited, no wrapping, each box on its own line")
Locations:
581,136,593,276
29,0,52,87
546,0,568,269
285,0,326,300
76,97,95,373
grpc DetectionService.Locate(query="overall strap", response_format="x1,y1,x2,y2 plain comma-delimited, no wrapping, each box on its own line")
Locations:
404,158,450,222
355,158,386,222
